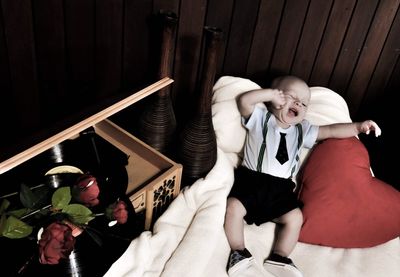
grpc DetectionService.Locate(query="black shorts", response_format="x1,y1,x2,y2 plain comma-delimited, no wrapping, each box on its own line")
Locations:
228,166,302,225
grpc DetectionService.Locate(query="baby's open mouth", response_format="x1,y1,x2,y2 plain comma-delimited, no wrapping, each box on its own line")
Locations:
289,108,298,116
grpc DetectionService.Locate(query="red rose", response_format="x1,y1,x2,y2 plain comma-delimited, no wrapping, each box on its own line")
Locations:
113,201,128,224
38,222,76,265
73,174,100,207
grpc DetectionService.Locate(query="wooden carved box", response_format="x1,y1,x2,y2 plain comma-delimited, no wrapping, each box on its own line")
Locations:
0,77,182,232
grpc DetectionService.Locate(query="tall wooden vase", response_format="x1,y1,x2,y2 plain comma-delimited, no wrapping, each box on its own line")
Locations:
178,26,223,182
138,11,178,154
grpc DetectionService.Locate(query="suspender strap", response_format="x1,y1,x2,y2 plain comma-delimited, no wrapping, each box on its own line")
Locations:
256,112,271,172
290,123,303,178
256,113,303,176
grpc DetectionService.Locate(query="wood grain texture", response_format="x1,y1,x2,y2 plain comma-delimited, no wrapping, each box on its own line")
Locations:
0,3,13,147
346,0,400,117
328,0,379,96
309,0,357,87
32,0,67,123
223,0,260,76
247,0,284,84
269,0,309,76
291,0,333,82
0,0,399,185
95,0,124,98
204,0,235,77
64,0,96,108
172,0,206,118
152,0,179,15
1,0,40,132
123,0,153,89
360,6,400,118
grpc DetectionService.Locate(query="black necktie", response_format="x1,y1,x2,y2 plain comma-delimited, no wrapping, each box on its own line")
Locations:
276,132,289,164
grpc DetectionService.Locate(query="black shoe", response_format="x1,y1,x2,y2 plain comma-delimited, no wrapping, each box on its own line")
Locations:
227,248,252,270
264,253,303,277
227,248,265,276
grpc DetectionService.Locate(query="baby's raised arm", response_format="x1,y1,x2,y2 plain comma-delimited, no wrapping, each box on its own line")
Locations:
317,120,382,141
238,88,285,119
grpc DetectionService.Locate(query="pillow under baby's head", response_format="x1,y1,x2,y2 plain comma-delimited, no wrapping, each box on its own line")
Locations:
212,76,259,156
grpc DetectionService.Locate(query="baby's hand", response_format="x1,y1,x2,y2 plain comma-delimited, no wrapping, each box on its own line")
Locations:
360,120,382,137
270,89,286,109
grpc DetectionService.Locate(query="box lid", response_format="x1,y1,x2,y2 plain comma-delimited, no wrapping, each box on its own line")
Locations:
0,77,173,175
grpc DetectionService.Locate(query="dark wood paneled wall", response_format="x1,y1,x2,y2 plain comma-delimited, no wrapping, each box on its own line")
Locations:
0,0,157,158
1,0,399,187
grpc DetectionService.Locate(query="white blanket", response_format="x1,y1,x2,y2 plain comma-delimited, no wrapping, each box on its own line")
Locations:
104,76,400,277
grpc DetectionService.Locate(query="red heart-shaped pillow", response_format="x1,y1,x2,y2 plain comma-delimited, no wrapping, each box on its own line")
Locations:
298,137,400,248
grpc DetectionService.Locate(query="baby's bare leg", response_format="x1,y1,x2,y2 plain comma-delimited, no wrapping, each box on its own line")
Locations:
224,197,247,250
272,208,303,256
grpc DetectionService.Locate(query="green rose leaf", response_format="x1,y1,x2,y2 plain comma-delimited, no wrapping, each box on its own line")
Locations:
0,214,6,235
2,215,33,239
52,187,72,210
8,208,30,218
63,204,94,224
0,199,10,214
32,185,51,209
20,184,39,209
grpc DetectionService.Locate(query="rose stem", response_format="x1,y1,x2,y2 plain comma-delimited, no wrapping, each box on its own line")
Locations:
20,204,52,220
